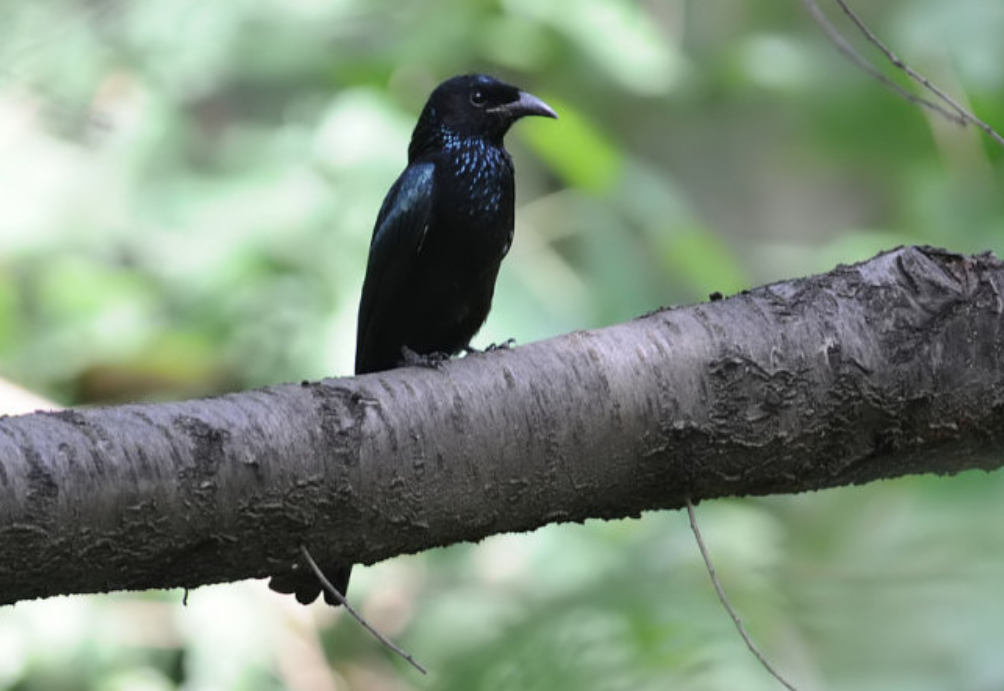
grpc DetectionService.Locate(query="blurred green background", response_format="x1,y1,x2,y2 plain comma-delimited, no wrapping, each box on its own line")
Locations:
1,0,1003,689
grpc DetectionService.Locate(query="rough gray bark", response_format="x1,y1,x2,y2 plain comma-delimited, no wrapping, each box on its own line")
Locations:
1,245,1002,606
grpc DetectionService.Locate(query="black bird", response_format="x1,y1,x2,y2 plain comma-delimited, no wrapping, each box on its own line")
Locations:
270,74,557,605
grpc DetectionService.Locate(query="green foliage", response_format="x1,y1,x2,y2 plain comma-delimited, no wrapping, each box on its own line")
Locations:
1,0,1003,689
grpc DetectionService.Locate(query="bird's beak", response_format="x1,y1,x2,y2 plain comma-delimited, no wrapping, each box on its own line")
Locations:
493,90,558,120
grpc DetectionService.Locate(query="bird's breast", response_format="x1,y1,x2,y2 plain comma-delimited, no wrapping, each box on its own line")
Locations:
443,139,515,220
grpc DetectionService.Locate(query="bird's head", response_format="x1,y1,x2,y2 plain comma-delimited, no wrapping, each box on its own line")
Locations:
410,74,557,157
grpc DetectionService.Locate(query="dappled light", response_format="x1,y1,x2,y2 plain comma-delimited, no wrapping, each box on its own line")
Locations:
1,1,1003,690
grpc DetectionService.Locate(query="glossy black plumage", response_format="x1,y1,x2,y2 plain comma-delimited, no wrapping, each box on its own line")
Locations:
270,74,556,606
357,74,557,374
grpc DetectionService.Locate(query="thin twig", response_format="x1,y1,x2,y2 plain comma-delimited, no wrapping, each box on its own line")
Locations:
299,545,428,675
800,0,1004,150
685,499,801,691
797,0,962,123
830,0,1004,149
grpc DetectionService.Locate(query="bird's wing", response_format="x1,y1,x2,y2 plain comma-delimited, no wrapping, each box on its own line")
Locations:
355,161,436,374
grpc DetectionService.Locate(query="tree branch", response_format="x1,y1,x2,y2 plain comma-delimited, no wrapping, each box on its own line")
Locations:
1,245,1002,606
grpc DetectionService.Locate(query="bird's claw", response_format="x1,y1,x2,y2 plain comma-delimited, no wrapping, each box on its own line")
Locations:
464,338,516,355
400,346,450,370
486,338,516,352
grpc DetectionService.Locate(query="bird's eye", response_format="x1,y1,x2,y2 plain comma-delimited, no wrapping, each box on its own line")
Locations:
469,89,487,107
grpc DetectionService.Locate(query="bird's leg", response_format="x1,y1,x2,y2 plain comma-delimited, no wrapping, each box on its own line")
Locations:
400,346,451,370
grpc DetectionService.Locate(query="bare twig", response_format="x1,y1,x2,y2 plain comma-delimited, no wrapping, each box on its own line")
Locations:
686,499,801,691
299,545,428,675
831,0,1004,149
799,0,1004,149
797,0,962,124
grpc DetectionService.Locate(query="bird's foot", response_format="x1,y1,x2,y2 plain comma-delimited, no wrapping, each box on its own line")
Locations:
487,338,516,352
464,339,516,355
400,346,451,370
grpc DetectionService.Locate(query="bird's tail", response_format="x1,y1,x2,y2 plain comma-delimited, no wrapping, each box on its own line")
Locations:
269,563,353,606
